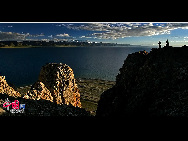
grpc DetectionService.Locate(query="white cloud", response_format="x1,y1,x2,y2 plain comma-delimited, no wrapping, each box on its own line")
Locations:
48,35,53,38
80,35,92,39
56,33,70,37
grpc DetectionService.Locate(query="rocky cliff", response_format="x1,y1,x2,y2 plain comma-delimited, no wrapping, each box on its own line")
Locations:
96,46,188,117
24,63,81,108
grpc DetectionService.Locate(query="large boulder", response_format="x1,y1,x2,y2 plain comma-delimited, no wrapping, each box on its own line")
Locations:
24,63,81,108
97,47,188,117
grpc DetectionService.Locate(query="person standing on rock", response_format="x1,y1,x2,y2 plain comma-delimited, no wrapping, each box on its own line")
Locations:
158,41,161,49
166,39,169,47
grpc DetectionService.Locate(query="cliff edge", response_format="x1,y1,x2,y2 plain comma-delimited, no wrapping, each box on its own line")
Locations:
97,46,188,117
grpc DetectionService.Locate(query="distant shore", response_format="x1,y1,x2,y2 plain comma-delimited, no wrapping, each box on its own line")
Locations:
0,45,78,48
0,46,34,48
0,45,149,48
0,45,119,48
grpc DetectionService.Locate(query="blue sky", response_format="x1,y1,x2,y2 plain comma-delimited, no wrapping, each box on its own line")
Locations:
1,22,188,46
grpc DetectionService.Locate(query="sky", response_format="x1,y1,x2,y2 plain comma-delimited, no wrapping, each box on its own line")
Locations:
1,22,188,46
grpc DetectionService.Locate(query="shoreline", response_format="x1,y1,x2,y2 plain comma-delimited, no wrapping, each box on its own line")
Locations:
14,77,116,88
0,46,34,48
15,78,116,115
16,78,116,97
0,45,153,49
0,45,77,48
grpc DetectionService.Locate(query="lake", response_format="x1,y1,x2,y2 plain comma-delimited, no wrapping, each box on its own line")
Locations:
0,46,152,87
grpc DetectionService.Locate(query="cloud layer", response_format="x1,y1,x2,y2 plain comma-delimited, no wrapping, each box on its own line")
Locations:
66,23,188,40
1,23,188,41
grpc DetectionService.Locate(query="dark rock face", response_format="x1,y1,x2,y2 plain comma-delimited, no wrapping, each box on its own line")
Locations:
97,47,188,117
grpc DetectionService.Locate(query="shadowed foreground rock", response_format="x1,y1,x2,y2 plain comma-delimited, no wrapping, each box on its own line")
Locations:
97,46,188,117
0,93,90,116
24,63,81,108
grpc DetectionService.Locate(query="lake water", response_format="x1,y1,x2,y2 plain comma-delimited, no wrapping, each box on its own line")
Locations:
0,46,152,87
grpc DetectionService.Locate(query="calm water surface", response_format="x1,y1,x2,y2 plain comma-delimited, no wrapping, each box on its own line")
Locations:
0,46,152,87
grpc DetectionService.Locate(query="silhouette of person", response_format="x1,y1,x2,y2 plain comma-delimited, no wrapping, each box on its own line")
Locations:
166,39,169,47
158,41,161,48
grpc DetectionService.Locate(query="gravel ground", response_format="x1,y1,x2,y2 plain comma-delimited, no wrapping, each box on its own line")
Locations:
76,78,115,103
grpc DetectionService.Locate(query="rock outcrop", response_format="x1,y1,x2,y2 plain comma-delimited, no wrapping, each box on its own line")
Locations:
96,46,188,117
0,76,21,98
24,63,81,108
0,63,86,116
23,81,53,102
